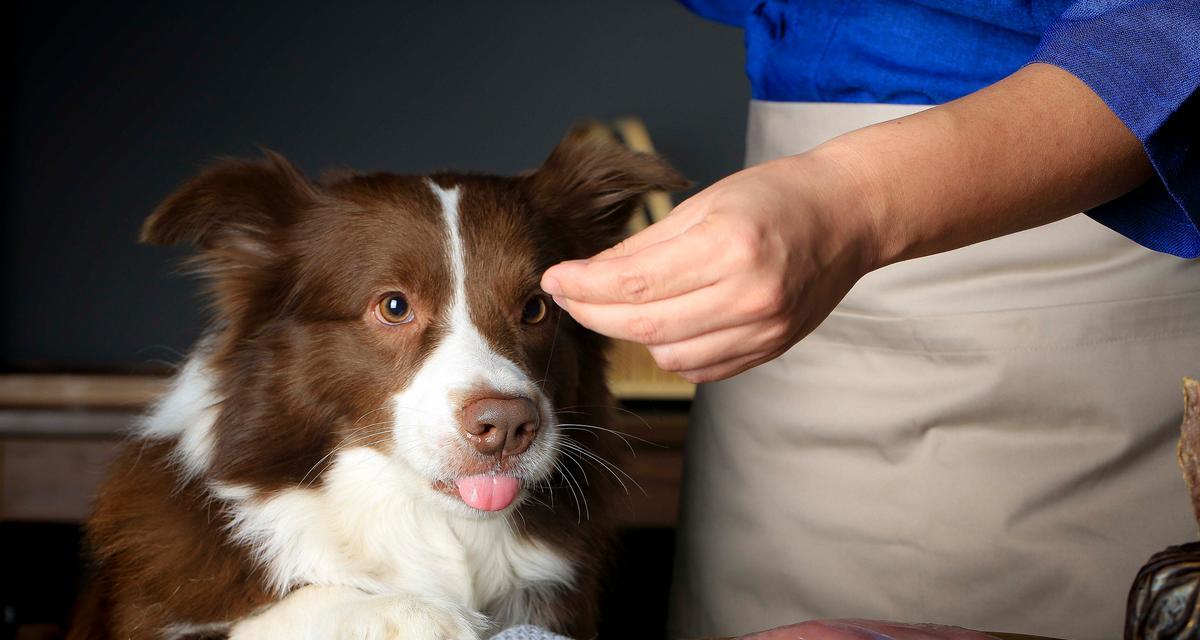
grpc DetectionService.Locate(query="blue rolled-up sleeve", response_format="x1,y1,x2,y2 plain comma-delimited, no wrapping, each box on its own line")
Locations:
1030,0,1200,258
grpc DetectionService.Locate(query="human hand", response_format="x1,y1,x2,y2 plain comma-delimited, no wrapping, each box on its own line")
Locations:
541,65,1155,384
734,619,1006,640
540,151,882,383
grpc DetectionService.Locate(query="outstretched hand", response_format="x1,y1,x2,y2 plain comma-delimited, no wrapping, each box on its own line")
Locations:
541,65,1152,384
540,152,880,383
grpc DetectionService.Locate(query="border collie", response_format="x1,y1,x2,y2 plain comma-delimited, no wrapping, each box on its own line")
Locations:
68,128,686,639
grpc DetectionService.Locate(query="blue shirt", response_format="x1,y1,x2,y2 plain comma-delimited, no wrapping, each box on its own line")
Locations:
683,0,1200,258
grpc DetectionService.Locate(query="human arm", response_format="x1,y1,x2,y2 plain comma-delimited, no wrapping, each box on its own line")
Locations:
541,62,1151,382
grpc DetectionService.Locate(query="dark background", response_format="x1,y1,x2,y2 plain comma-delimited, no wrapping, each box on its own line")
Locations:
3,2,746,636
4,0,748,371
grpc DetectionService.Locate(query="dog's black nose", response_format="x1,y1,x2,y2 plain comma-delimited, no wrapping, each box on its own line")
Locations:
460,396,539,456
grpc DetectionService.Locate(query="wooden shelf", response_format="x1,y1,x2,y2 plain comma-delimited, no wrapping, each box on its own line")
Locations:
0,374,168,409
0,374,688,528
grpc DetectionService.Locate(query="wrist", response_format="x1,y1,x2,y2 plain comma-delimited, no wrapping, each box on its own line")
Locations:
786,140,899,275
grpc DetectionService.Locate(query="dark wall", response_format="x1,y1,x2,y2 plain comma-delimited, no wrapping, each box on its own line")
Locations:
4,1,747,370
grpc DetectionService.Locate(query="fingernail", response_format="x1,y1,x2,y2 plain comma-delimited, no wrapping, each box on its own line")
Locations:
552,295,567,308
542,275,562,295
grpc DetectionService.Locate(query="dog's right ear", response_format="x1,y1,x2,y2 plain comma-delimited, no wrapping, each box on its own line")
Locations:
141,150,316,318
525,125,689,256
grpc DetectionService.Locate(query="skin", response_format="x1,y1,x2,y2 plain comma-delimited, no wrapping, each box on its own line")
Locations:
541,63,1148,638
540,63,1153,384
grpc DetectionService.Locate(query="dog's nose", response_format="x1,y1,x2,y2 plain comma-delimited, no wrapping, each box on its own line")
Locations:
460,396,540,456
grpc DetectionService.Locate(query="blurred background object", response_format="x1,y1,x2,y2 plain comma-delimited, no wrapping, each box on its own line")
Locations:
586,117,696,401
1124,378,1200,640
2,1,747,637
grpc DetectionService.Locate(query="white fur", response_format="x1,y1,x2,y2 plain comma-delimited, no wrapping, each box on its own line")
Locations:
148,180,575,638
138,351,219,480
216,447,574,618
388,182,560,502
229,584,486,640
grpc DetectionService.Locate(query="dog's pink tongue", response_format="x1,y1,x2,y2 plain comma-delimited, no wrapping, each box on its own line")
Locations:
455,475,521,511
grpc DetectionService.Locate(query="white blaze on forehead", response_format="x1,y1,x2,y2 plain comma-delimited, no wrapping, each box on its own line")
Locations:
432,180,469,328
385,180,555,482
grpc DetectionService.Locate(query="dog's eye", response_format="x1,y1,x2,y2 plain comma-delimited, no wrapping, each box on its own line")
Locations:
521,296,549,325
375,293,415,326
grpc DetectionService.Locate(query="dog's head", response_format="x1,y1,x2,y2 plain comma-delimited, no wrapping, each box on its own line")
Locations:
142,127,685,516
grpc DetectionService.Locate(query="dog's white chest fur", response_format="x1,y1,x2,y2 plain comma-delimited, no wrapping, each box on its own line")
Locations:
215,447,574,612
143,363,575,635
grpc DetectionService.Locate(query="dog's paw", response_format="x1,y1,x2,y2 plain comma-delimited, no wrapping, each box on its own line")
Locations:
338,595,487,640
229,585,487,640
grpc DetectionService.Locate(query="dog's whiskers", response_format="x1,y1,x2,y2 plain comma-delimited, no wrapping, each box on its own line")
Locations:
554,422,661,454
296,420,423,488
558,444,628,495
537,312,564,396
550,457,586,523
297,429,396,488
556,403,655,434
557,440,645,497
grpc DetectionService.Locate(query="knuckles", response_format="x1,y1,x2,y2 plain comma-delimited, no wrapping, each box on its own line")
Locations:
722,222,769,268
733,274,788,324
617,269,653,303
759,319,789,345
745,285,786,319
628,313,664,345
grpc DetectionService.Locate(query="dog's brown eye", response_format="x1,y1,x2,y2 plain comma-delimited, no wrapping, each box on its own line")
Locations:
522,296,548,325
375,293,415,326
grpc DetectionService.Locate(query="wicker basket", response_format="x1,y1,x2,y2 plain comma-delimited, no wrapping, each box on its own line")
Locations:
583,119,695,401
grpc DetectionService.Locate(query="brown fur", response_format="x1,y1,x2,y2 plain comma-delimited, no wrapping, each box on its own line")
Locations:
70,127,686,639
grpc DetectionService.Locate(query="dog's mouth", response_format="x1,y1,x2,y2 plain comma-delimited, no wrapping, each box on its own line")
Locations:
432,475,523,512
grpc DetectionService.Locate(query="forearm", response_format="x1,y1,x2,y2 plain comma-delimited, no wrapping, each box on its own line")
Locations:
540,64,1158,381
802,62,1154,269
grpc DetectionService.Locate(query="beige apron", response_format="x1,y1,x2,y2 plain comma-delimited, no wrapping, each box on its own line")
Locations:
668,101,1200,640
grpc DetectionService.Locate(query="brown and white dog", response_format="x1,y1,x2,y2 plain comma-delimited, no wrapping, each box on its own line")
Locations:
68,128,686,640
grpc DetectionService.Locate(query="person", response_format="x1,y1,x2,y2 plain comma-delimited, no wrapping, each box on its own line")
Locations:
540,1,1199,638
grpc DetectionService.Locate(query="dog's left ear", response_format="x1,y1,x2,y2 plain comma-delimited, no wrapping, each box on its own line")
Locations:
141,150,314,257
525,125,688,254
140,150,316,320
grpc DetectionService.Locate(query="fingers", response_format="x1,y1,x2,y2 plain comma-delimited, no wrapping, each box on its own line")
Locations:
677,350,774,384
650,321,786,382
556,299,789,382
552,280,762,345
542,220,718,304
540,196,705,300
645,322,784,372
591,200,703,261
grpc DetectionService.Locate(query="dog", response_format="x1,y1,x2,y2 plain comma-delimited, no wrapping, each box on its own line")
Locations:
67,127,686,639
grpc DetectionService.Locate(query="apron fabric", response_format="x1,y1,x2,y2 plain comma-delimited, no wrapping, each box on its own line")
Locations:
667,100,1200,640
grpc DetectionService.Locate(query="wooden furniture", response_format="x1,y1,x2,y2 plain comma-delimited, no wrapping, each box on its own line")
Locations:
0,374,687,528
